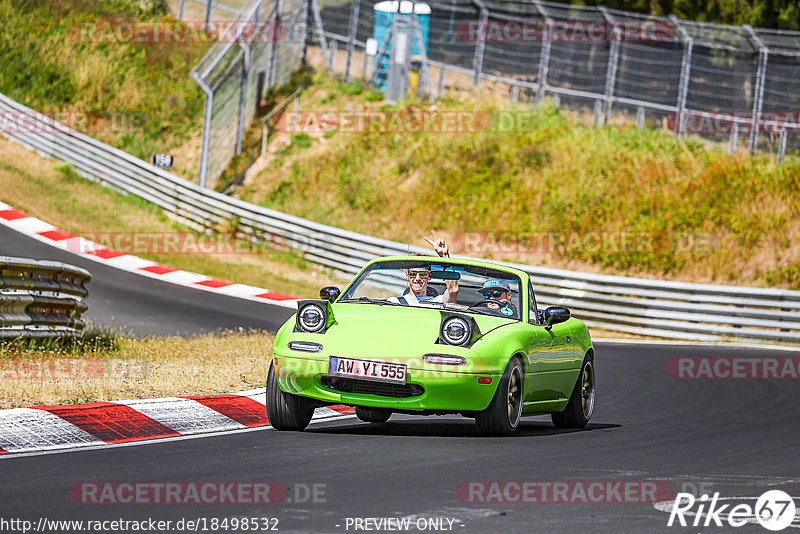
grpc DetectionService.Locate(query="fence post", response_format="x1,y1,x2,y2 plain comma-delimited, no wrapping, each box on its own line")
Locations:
744,25,768,154
192,72,214,189
268,0,282,89
777,127,788,163
236,41,251,155
302,0,312,66
179,0,186,20
437,66,446,97
472,0,488,87
329,40,338,71
344,0,361,82
533,1,552,106
599,7,621,123
205,0,213,31
729,121,739,154
671,15,693,139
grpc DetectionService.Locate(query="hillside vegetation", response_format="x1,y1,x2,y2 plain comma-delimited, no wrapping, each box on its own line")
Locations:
0,0,209,177
239,73,800,289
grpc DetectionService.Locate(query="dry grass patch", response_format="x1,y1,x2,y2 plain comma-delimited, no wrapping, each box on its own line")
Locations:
0,331,273,409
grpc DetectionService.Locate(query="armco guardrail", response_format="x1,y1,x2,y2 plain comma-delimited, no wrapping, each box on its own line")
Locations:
2,91,799,344
0,256,91,339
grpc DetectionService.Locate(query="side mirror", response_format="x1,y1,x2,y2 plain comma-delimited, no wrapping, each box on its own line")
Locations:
544,306,570,330
319,286,341,303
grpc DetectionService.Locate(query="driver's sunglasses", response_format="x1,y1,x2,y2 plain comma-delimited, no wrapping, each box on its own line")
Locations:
407,270,431,280
482,290,505,299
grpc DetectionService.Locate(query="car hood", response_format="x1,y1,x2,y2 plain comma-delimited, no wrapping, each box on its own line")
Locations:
278,302,516,364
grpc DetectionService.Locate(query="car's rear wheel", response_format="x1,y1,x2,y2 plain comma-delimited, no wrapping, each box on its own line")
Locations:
355,406,391,423
475,357,524,436
266,363,314,431
552,357,595,428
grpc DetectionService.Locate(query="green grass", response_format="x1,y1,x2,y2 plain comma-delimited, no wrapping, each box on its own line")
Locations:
0,0,209,163
240,76,800,289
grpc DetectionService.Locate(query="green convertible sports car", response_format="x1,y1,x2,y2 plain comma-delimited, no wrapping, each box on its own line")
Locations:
266,256,595,436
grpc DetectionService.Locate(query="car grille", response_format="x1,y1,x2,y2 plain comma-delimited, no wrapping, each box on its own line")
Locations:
321,376,424,398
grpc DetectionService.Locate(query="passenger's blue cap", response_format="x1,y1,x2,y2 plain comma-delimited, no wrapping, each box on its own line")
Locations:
479,279,511,292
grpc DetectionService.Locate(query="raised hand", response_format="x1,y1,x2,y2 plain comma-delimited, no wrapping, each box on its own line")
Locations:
424,230,450,258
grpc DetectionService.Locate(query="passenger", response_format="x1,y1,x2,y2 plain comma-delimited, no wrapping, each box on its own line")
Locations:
478,279,515,313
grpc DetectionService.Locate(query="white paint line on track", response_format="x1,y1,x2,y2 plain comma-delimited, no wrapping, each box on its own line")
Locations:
115,398,246,435
0,408,103,453
0,413,358,460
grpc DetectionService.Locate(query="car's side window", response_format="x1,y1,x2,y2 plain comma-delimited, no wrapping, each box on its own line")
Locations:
528,283,540,325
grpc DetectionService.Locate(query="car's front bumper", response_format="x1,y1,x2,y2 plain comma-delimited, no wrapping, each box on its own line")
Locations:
273,354,501,412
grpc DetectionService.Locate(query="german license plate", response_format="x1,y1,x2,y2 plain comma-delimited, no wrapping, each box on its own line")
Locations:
328,356,407,384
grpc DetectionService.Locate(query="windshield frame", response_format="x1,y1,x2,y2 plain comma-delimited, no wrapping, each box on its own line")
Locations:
338,258,525,322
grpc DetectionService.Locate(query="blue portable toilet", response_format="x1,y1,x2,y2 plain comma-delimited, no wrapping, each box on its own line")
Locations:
372,0,431,90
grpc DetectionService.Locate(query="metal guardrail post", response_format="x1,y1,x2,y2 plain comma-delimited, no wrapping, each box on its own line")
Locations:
744,25,768,154
533,2,552,106
471,0,488,87
671,15,693,139
344,0,361,82
599,7,621,123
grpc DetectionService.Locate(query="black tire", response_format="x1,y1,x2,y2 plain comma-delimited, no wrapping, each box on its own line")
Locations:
265,363,314,431
355,406,391,423
552,357,595,428
475,357,524,436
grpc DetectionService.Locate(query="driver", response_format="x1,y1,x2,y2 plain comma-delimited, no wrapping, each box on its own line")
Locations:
478,279,514,314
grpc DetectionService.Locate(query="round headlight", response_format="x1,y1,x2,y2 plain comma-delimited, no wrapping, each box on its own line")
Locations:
298,304,326,333
442,317,470,346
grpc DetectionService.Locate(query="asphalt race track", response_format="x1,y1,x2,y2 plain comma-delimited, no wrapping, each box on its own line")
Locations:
0,225,294,336
3,225,800,533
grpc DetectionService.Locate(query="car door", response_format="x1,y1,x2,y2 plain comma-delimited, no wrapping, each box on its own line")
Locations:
523,281,579,402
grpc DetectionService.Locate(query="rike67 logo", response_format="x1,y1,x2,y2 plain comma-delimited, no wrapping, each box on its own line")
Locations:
663,490,797,531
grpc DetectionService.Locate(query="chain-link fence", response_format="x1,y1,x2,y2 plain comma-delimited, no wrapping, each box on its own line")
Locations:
186,0,309,187
317,0,800,162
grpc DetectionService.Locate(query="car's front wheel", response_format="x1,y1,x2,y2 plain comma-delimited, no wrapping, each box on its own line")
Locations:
475,357,524,436
552,357,595,428
355,407,391,423
266,364,314,431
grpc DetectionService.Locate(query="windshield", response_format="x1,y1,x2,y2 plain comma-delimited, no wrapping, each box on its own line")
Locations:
339,259,523,320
